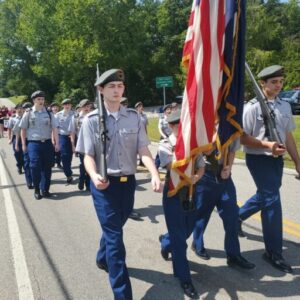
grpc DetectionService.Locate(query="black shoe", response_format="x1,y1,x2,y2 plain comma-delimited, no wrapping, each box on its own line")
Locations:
67,176,73,184
56,163,62,168
180,282,199,299
78,182,84,190
96,261,108,273
238,219,246,237
227,254,256,270
191,243,211,260
34,190,42,200
128,210,142,220
158,235,170,261
42,191,52,198
18,168,22,174
263,251,293,273
27,184,34,190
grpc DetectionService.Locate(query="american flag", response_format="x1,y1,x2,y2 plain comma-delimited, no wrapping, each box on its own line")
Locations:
168,0,245,196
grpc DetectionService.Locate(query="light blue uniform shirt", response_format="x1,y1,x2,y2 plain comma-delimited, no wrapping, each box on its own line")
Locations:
68,112,85,136
243,97,295,155
19,107,57,140
7,114,22,135
55,110,74,135
158,116,172,138
76,106,150,176
158,134,205,169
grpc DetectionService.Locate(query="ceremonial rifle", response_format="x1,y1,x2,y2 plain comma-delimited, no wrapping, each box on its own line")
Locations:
245,62,282,144
96,64,108,182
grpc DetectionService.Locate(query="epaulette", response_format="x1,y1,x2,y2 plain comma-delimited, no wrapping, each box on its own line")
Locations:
248,98,258,105
126,108,138,114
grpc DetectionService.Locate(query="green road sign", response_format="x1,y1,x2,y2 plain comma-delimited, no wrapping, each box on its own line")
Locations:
156,76,173,88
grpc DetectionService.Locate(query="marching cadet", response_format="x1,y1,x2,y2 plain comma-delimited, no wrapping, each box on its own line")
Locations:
55,99,74,183
69,99,91,191
50,102,60,115
239,65,300,273
155,104,173,169
14,102,34,189
50,102,62,168
76,69,161,300
19,91,59,200
158,109,205,299
135,101,148,132
7,103,24,174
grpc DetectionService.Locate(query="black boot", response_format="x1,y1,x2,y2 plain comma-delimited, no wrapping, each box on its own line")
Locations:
263,251,293,273
34,189,42,200
227,254,255,269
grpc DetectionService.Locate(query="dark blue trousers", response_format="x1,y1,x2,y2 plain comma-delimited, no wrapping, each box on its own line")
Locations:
23,150,33,187
59,135,73,177
27,140,54,192
239,154,284,255
192,172,240,256
162,185,197,283
54,151,61,165
79,153,90,188
12,136,24,171
91,175,136,300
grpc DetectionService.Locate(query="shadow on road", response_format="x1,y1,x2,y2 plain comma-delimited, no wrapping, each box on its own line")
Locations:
133,205,163,224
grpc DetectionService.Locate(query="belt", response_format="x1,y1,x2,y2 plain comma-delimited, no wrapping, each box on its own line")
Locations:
27,139,51,143
108,175,134,183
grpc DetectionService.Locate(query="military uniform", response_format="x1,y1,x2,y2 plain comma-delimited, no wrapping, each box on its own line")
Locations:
155,104,172,168
20,102,34,188
55,99,74,182
134,102,148,130
76,69,151,300
50,102,62,168
19,91,58,199
7,107,24,174
239,65,296,273
68,99,90,190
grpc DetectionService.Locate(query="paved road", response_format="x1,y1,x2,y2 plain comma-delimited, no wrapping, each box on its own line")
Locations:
0,138,299,300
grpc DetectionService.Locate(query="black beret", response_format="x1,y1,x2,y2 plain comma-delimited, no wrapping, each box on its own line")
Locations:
163,104,172,112
15,103,22,109
257,65,284,80
79,99,91,108
166,109,181,124
31,90,45,100
61,98,72,105
50,102,59,107
134,101,143,108
22,102,33,109
95,69,125,87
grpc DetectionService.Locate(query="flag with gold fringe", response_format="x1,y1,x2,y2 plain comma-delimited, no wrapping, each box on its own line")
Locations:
168,0,245,196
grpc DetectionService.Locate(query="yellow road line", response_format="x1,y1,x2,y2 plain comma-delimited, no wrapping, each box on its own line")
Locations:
237,201,300,239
